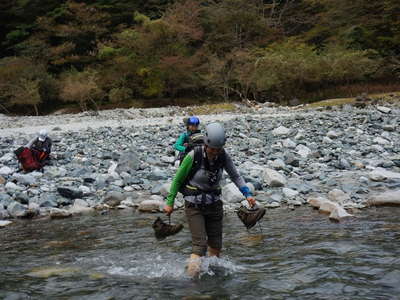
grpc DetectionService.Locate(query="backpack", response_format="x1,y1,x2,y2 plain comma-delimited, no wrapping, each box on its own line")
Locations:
178,130,204,164
14,147,42,172
179,146,226,195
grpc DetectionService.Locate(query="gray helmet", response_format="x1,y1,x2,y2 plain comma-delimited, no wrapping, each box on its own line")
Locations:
204,122,226,148
38,129,48,142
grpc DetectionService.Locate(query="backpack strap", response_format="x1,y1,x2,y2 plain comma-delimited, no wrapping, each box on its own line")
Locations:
179,146,203,194
186,146,203,182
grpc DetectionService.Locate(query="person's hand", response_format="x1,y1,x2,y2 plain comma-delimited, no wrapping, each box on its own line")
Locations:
164,205,174,216
246,196,256,208
183,143,189,147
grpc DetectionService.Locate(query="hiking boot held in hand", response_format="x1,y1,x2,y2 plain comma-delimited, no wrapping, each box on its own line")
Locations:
152,217,184,240
237,206,266,229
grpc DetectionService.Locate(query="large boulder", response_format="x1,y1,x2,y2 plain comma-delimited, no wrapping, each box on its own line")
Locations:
222,182,254,203
69,199,94,215
368,190,400,206
307,197,328,208
329,206,353,221
263,168,287,187
49,208,72,219
138,196,164,212
308,196,353,221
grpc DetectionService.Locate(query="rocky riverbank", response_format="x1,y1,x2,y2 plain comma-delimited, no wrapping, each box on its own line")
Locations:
0,101,399,226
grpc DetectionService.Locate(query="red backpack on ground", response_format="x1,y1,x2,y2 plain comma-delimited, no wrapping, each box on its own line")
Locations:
14,147,42,172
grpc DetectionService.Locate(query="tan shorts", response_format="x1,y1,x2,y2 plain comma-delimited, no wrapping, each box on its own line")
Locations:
185,200,223,256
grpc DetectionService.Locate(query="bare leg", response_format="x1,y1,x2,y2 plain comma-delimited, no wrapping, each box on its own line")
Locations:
187,253,202,277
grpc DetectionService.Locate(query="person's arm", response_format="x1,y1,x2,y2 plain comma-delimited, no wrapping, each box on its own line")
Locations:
25,137,37,149
174,133,187,152
223,152,255,206
165,152,194,207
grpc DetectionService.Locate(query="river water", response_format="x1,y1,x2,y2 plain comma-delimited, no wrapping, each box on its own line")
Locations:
1,206,399,299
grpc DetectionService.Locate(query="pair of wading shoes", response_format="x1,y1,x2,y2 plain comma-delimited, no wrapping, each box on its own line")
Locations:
237,205,266,229
152,217,184,240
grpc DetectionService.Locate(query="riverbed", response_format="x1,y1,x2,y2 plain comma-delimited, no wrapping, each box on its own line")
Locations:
1,206,399,299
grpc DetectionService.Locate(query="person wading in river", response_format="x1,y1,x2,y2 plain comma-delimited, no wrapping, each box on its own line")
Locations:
164,122,256,277
174,116,203,164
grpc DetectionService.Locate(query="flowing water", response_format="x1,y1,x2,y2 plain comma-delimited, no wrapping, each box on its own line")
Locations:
1,207,399,299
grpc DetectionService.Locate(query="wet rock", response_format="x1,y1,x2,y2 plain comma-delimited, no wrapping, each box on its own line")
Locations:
0,175,5,185
57,187,83,199
329,206,353,221
0,220,12,227
103,191,125,207
368,190,400,206
138,197,164,212
307,197,327,208
263,168,287,187
49,208,72,219
69,199,94,215
327,189,350,205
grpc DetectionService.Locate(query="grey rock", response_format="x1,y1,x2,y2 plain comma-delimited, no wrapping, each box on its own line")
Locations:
7,201,28,218
263,168,287,187
12,174,36,185
0,166,14,176
103,191,125,207
272,126,291,136
57,187,83,199
116,150,141,173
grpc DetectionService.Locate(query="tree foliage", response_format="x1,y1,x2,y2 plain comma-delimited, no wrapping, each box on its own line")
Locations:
0,0,398,114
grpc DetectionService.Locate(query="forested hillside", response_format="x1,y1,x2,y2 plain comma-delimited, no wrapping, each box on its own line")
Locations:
1,0,399,114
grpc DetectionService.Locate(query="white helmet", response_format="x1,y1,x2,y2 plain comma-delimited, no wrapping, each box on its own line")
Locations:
38,129,48,142
204,122,226,148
